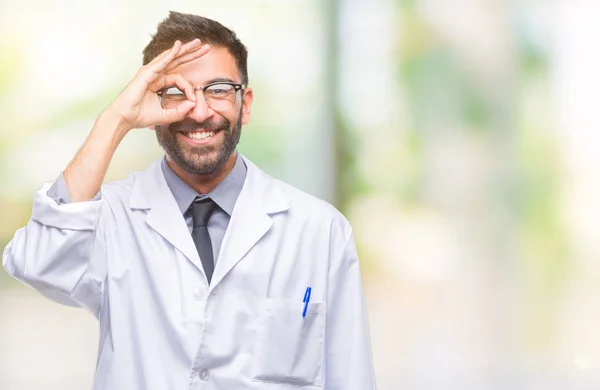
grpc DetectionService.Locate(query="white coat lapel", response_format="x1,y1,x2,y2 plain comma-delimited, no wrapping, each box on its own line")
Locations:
210,156,289,289
129,159,203,273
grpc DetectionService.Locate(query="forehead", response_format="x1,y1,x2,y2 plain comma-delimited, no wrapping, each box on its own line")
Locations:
170,46,240,84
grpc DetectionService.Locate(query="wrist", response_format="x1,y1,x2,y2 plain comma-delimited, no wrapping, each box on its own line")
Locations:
100,105,134,137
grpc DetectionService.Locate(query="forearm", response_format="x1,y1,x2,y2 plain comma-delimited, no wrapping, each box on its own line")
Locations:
64,107,131,202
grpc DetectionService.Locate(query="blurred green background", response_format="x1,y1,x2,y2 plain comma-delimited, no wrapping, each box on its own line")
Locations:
2,0,600,389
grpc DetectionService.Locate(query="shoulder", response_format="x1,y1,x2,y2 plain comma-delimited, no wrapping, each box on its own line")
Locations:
244,156,352,235
272,177,353,238
100,172,139,196
98,170,145,209
264,176,356,266
98,157,163,207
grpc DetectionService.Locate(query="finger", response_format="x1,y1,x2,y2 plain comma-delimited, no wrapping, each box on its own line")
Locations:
153,38,201,68
157,100,197,125
149,44,174,65
134,40,183,87
153,73,196,101
179,38,203,53
147,40,182,67
165,44,211,72
148,40,183,75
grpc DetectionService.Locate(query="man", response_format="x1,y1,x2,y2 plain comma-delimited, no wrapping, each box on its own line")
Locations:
2,11,375,390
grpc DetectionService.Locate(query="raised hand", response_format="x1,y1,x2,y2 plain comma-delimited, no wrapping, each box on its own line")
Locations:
61,39,210,202
109,39,210,130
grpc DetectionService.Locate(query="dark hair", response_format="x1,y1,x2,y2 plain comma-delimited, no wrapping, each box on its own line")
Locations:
142,11,249,85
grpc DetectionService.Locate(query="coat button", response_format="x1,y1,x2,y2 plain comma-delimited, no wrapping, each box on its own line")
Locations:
199,368,210,381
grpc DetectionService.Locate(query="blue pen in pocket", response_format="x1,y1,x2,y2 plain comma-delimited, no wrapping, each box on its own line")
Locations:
302,287,312,317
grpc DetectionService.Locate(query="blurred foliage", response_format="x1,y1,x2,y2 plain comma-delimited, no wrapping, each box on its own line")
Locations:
0,39,24,155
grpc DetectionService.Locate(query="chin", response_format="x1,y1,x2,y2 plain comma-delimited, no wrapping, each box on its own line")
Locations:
184,155,224,175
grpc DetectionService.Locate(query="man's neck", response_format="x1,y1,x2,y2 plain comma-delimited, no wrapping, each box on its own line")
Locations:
166,152,237,195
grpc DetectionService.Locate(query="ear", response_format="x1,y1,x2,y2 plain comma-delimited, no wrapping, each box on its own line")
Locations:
241,88,253,125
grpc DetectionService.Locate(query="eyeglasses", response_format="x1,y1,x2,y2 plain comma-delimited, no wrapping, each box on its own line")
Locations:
157,82,244,112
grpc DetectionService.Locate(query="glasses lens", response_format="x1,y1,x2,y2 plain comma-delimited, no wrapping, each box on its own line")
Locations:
160,87,185,108
205,83,237,111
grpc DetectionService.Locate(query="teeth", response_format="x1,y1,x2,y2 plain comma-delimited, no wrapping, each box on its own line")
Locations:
186,132,215,140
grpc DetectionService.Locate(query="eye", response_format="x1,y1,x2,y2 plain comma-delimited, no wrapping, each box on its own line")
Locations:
206,83,234,96
161,86,184,96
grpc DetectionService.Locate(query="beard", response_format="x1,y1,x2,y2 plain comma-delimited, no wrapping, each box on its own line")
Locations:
155,108,242,175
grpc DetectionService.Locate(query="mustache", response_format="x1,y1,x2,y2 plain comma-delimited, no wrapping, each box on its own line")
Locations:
169,118,229,133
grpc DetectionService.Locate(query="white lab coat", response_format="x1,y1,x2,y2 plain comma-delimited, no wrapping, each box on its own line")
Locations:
3,155,376,390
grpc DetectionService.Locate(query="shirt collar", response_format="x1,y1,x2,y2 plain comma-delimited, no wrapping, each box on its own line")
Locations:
161,152,247,216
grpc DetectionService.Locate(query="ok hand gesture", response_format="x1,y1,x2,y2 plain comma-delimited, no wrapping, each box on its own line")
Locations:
109,39,209,130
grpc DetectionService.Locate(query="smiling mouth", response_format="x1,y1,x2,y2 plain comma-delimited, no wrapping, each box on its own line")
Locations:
183,131,216,140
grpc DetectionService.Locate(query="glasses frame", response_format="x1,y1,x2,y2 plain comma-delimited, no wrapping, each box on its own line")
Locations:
156,81,245,112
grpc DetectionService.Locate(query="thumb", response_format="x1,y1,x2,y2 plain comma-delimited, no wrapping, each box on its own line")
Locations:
157,100,196,125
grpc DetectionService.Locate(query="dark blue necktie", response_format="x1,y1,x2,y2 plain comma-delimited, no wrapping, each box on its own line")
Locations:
191,198,217,284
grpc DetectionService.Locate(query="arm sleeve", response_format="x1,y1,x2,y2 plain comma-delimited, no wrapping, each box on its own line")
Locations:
3,182,107,318
323,229,377,390
46,172,102,205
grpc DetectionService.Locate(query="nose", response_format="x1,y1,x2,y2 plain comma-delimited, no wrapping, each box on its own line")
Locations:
186,91,215,123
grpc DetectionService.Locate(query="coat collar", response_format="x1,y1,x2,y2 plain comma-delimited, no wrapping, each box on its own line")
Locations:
129,154,289,289
160,151,247,217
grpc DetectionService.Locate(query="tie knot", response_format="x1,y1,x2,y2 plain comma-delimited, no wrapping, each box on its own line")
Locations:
191,198,217,228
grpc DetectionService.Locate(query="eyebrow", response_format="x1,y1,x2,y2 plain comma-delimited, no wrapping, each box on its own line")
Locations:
202,77,238,85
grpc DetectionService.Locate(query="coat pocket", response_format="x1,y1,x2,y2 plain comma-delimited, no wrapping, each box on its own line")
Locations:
252,298,326,387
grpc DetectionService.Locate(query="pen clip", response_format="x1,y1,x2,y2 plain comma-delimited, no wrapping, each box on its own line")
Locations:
302,287,311,317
